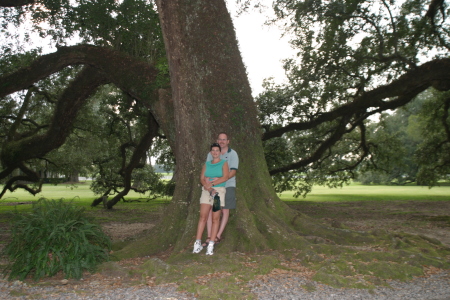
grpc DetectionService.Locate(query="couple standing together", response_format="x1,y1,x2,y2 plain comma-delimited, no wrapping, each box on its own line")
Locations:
193,132,239,255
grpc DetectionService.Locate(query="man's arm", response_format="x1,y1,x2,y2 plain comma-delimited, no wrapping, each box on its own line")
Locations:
228,150,239,178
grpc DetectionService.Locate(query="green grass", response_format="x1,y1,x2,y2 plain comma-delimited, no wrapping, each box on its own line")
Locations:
1,182,157,202
1,181,449,214
0,182,171,217
280,182,450,202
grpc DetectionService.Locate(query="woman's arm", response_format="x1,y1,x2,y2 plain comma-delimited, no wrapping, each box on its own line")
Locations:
200,164,213,190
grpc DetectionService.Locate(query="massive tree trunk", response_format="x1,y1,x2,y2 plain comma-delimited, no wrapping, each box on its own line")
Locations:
116,0,345,257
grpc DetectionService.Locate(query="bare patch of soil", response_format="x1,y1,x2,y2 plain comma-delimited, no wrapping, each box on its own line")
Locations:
96,200,449,246
287,199,450,246
1,200,448,247
102,222,155,241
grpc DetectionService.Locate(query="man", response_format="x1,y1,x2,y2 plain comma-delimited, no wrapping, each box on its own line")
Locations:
203,132,238,244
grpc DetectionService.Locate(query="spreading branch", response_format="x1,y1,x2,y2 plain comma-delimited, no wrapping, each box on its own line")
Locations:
266,58,450,176
0,66,107,180
0,45,159,104
263,58,450,141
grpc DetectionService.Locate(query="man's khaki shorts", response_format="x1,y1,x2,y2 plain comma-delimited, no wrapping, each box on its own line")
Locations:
200,186,226,207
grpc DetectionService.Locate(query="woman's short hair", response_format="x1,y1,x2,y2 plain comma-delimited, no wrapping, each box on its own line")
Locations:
210,142,221,151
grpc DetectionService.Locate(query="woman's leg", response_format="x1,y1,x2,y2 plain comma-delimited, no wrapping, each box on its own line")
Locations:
205,209,222,255
202,211,213,246
196,204,212,240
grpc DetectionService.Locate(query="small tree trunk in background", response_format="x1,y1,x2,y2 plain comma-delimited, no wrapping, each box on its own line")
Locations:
68,171,79,183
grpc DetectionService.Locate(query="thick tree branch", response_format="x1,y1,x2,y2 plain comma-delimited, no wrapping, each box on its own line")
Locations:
425,0,445,25
7,86,35,140
442,97,450,141
0,44,163,192
0,66,107,173
269,115,352,175
0,45,159,104
0,162,41,199
91,112,160,209
263,58,450,141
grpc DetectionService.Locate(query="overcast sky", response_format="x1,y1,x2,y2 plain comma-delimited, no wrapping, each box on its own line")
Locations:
226,1,295,96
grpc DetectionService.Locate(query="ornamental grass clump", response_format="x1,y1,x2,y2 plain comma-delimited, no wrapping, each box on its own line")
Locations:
2,198,111,281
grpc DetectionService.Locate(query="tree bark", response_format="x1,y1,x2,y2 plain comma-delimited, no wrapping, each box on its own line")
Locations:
68,171,79,183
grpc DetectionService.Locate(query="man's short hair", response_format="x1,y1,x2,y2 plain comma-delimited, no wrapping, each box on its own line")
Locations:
217,132,229,140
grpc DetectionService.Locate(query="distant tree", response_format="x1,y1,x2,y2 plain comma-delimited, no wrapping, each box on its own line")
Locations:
415,90,450,185
355,89,450,186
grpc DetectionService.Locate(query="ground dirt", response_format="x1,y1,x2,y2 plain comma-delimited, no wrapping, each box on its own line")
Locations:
95,199,450,247
286,199,450,247
1,199,448,246
0,199,448,298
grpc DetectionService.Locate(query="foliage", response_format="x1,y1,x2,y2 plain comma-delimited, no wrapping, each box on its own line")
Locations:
149,137,175,174
0,0,169,205
414,90,450,185
255,0,450,195
83,85,170,204
355,89,450,186
2,198,111,281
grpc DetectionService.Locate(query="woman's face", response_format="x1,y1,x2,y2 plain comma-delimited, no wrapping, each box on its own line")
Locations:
210,146,221,158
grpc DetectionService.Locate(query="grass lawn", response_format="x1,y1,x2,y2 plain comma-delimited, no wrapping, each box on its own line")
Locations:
0,182,171,216
1,181,448,218
280,182,450,202
1,181,448,206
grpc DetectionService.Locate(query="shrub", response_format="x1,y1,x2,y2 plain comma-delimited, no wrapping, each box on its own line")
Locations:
2,198,111,281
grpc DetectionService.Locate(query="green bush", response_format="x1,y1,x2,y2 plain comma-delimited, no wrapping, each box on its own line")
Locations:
2,199,111,281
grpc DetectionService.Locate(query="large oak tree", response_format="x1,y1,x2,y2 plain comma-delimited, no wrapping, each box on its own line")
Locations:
1,0,449,283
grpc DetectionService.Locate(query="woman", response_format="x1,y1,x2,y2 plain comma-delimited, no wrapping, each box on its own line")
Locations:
193,143,229,255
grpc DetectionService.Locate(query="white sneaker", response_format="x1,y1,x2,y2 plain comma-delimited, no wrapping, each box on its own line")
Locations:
206,242,214,255
193,241,203,253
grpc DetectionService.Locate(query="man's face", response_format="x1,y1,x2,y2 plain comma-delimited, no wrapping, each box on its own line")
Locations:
217,134,229,150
